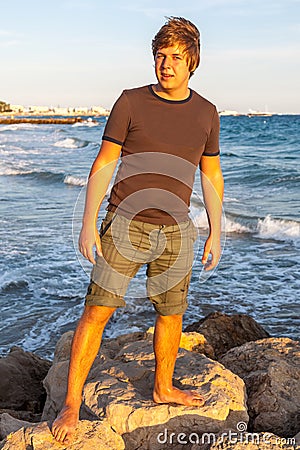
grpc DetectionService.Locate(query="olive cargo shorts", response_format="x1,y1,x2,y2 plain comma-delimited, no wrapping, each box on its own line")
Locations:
85,211,198,315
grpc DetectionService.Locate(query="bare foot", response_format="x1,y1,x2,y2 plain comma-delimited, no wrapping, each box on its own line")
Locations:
153,386,205,407
51,405,79,444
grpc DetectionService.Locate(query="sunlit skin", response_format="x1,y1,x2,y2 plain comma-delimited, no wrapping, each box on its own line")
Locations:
51,46,224,445
153,45,192,100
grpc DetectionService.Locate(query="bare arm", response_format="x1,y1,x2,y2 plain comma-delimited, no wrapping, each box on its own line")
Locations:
200,155,224,271
79,140,122,264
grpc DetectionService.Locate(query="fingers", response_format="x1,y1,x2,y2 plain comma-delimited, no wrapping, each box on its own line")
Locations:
204,255,218,271
95,235,103,258
201,250,210,266
78,242,96,265
78,228,101,265
202,248,220,271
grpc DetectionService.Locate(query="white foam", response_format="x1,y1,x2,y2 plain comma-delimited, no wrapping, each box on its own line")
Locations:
191,208,251,234
54,138,86,148
64,175,87,186
0,167,32,176
72,119,98,127
224,196,240,203
0,123,38,132
224,217,251,233
256,215,300,240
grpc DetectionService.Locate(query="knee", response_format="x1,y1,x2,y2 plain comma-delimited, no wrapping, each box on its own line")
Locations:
82,305,115,325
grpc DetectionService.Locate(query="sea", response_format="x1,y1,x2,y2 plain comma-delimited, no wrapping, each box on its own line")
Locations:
0,114,299,359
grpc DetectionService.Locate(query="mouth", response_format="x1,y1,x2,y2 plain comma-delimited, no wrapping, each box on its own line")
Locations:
160,73,174,80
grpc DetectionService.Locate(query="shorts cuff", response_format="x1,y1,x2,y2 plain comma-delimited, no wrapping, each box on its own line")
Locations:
85,295,126,308
153,303,188,316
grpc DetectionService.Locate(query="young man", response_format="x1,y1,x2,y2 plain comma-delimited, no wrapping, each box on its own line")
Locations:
52,17,224,444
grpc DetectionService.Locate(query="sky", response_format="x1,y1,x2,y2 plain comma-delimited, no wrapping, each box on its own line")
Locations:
1,0,300,113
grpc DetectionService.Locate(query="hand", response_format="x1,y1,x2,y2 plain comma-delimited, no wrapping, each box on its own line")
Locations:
201,234,221,271
78,224,102,265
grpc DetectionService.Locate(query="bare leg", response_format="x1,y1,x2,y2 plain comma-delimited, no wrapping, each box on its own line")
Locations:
153,314,205,406
51,305,115,444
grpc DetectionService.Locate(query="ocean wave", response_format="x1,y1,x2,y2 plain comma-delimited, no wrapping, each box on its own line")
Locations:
0,279,29,293
191,209,251,234
0,123,38,132
256,215,300,241
224,217,251,233
192,209,299,241
64,175,87,187
0,167,65,183
72,119,98,127
53,137,89,148
0,167,33,176
0,167,88,187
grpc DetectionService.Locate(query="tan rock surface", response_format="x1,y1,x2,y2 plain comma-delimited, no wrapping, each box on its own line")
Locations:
184,311,270,358
0,412,34,440
202,432,300,449
0,420,124,450
85,339,248,449
43,331,248,450
147,327,215,359
220,337,300,437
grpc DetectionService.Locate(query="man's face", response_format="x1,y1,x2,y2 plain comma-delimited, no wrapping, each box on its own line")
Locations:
154,45,190,94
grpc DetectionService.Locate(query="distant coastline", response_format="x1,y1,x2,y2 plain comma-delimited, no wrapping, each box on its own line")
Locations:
0,101,110,118
1,100,299,119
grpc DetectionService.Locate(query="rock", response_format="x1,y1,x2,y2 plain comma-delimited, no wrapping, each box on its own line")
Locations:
41,361,69,421
101,331,147,360
86,339,248,449
43,331,248,450
0,412,34,440
220,337,300,438
0,408,41,422
53,331,74,364
0,347,51,414
184,311,270,358
201,432,300,449
147,327,216,359
0,420,125,449
0,426,26,450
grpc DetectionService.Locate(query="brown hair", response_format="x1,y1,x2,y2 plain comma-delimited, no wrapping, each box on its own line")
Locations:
152,17,200,77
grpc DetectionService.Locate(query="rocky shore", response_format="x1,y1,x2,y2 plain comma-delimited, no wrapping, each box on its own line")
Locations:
0,311,299,449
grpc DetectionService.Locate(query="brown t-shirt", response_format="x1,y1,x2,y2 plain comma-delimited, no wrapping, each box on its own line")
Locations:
102,85,220,225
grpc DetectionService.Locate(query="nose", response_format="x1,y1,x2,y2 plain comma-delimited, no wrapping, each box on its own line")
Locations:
162,55,171,69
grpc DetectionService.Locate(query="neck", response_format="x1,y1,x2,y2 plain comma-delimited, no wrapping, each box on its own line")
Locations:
153,83,190,101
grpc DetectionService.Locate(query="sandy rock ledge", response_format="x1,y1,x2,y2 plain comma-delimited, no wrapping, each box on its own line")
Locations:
41,331,248,450
0,420,125,450
220,337,300,437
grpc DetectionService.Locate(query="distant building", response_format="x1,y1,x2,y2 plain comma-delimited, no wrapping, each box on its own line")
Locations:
0,100,11,113
91,106,110,116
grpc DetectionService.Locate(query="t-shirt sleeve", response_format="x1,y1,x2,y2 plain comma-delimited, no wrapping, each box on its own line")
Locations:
203,107,220,156
102,91,130,146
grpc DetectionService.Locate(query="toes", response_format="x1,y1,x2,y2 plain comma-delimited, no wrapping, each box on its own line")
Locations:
194,397,205,406
51,425,58,439
56,428,67,443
